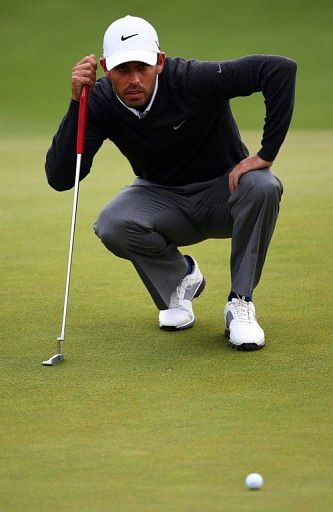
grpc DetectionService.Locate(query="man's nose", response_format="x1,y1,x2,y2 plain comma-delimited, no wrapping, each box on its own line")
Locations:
128,71,140,84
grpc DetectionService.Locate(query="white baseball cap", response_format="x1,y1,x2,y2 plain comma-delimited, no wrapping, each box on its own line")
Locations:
103,15,160,70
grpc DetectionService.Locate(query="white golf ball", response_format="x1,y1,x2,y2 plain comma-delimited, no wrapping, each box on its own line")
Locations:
245,473,264,490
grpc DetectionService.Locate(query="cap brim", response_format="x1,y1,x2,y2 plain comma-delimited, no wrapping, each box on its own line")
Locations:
105,50,158,70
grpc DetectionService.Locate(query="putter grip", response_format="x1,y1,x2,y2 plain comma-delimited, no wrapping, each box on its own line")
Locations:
76,85,90,155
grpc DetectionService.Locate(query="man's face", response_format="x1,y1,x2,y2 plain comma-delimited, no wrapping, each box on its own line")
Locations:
100,53,165,110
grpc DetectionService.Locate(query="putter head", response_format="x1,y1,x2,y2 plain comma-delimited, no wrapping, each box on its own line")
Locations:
42,353,64,366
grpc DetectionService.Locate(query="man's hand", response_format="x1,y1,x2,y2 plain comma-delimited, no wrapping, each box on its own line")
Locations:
229,155,273,193
71,54,97,101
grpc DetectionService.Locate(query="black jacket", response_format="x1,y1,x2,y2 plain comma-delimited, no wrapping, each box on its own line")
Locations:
45,55,297,190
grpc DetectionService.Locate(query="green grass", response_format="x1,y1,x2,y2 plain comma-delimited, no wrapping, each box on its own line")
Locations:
1,131,332,511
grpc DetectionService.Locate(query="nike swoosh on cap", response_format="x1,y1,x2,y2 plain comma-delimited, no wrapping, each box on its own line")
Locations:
121,34,139,41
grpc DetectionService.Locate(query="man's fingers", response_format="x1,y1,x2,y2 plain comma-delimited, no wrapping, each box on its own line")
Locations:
72,74,95,88
229,170,236,193
72,59,97,80
73,58,97,73
76,54,97,68
229,158,256,192
72,69,96,86
71,55,97,101
229,165,243,192
228,155,273,193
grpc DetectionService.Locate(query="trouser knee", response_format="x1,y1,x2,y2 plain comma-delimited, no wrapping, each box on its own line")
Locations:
94,208,131,258
246,169,283,202
237,169,283,205
94,205,168,259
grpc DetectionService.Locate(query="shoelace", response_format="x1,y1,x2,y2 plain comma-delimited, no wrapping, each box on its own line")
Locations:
170,283,187,308
232,297,255,324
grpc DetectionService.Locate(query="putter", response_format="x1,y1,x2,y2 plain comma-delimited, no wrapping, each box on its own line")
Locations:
42,85,90,366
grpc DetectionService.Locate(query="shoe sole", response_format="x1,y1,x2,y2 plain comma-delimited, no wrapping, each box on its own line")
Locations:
224,329,265,351
160,320,195,331
160,276,206,331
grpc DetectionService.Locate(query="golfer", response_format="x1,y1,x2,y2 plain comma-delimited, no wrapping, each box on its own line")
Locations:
45,15,296,350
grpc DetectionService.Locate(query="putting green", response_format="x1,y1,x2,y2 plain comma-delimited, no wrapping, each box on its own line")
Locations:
1,131,331,511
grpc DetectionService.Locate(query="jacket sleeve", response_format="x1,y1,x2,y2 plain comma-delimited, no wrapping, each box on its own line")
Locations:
186,55,297,162
45,99,105,191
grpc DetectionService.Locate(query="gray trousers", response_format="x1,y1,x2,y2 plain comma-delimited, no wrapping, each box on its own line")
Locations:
94,169,283,310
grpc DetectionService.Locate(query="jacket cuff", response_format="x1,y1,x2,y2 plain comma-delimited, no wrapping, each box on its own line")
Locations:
257,148,275,162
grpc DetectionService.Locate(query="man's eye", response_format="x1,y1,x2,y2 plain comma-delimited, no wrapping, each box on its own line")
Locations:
115,64,127,72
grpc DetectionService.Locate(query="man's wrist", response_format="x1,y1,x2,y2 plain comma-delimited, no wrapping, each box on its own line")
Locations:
257,149,274,163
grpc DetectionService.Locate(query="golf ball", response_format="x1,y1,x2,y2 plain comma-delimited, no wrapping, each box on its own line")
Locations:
245,473,264,490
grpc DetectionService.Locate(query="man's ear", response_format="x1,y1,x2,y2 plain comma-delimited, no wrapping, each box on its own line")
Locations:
156,52,166,75
100,58,108,73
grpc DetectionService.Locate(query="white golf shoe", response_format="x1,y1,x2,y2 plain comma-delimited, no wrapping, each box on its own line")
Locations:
224,297,265,350
159,257,205,330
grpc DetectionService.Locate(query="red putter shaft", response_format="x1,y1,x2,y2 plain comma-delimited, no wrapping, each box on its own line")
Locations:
76,84,90,154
